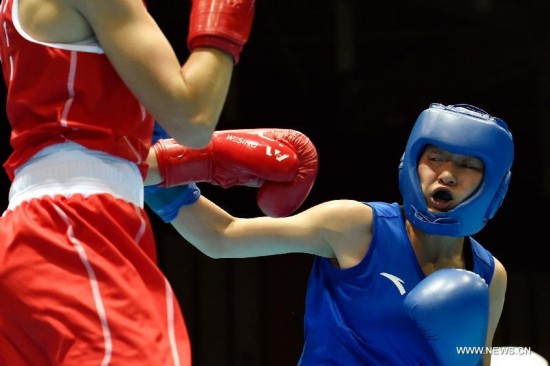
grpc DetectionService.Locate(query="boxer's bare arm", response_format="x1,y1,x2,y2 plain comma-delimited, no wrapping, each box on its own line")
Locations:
18,0,233,148
170,198,373,267
483,259,507,365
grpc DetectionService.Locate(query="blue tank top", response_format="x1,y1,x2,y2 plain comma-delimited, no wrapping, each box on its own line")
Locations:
298,202,495,365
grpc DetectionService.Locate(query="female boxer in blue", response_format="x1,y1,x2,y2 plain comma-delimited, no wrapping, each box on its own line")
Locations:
145,103,514,366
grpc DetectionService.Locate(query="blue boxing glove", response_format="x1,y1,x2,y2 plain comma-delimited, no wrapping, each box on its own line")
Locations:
145,122,201,223
403,269,489,366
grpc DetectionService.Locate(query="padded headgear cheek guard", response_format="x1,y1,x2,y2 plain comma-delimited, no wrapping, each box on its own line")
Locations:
398,103,514,237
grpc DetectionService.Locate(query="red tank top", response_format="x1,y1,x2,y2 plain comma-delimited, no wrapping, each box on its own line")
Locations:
0,0,154,180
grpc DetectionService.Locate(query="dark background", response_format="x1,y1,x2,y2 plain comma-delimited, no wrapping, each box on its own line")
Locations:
1,0,549,364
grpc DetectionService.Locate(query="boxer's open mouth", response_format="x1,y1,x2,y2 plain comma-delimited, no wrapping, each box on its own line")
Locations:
432,189,453,203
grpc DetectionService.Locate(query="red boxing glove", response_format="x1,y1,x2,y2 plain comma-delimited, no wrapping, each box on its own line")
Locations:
153,129,319,217
188,0,255,64
255,129,318,217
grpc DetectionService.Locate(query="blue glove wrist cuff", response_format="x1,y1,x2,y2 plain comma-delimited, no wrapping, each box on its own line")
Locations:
144,183,201,223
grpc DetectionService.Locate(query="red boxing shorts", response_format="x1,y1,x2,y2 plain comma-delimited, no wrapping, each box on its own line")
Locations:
0,143,191,365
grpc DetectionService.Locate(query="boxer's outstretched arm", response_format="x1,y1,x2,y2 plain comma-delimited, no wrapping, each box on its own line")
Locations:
143,125,371,263
171,197,373,262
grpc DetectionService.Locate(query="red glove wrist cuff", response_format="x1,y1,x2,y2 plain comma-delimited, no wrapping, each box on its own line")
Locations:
187,0,255,65
189,35,242,64
153,139,212,187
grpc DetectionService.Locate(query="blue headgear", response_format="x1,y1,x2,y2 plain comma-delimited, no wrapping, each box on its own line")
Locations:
398,103,514,237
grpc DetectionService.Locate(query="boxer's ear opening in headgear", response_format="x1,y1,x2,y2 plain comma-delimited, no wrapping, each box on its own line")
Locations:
398,103,514,237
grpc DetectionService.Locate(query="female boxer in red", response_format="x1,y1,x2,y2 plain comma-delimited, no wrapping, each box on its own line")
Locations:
0,0,256,364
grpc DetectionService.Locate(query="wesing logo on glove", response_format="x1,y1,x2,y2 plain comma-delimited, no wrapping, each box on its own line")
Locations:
225,134,291,162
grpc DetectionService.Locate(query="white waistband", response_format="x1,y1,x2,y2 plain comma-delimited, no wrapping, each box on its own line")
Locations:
8,142,144,211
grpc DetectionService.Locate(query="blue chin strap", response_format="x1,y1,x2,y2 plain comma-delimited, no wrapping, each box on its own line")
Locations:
399,103,514,237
